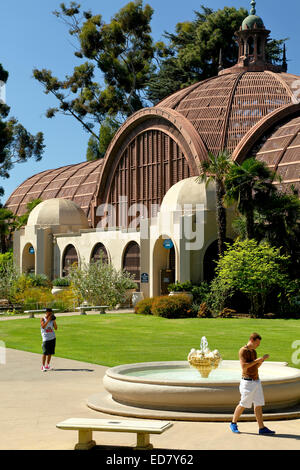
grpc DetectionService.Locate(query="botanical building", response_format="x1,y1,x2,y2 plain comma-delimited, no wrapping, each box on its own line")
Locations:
6,3,300,298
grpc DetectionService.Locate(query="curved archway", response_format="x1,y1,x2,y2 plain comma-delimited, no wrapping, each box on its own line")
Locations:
22,243,35,274
203,238,234,282
122,241,140,291
232,103,300,164
203,240,219,283
62,244,78,277
153,236,176,296
95,108,208,228
90,243,109,264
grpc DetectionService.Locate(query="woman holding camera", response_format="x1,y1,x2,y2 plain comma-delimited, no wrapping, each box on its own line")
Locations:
40,308,57,371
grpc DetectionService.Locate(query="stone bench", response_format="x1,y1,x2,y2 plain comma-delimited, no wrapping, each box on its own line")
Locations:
24,309,59,318
75,306,108,315
56,417,173,450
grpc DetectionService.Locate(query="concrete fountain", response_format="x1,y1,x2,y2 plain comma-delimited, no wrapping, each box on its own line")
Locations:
88,337,300,421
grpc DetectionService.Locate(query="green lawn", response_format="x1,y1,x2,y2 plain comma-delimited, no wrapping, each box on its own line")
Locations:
0,314,299,368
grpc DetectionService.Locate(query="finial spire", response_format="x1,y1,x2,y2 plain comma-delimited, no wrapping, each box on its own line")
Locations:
282,44,288,72
250,0,256,15
218,49,224,72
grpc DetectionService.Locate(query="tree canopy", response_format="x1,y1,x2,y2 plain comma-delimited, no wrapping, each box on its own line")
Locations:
147,6,287,103
0,63,44,200
33,0,155,146
33,2,287,157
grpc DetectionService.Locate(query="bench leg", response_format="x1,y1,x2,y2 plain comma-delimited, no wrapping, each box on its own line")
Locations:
99,308,106,314
79,309,87,315
75,430,96,450
134,433,153,450
28,313,35,319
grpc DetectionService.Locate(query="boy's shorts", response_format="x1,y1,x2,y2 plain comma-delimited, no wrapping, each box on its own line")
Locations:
239,379,265,408
42,338,56,355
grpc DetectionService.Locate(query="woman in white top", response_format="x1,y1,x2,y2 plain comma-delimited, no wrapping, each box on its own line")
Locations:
40,308,57,371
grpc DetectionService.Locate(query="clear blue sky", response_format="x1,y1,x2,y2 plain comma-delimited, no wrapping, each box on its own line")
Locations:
0,0,299,202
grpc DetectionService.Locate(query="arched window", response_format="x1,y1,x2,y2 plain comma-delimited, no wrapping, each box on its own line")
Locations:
91,243,109,264
100,130,191,228
62,244,78,276
257,38,262,55
123,242,140,290
248,37,254,56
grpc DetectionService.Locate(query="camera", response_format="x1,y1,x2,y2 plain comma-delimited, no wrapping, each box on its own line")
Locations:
51,314,56,321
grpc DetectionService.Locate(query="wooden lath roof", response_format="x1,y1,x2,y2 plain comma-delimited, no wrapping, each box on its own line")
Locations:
5,159,103,224
255,115,300,193
157,71,295,156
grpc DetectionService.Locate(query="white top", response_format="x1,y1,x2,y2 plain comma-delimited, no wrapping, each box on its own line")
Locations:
41,318,56,342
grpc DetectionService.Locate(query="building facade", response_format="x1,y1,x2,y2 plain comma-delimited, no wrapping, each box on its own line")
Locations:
6,3,300,298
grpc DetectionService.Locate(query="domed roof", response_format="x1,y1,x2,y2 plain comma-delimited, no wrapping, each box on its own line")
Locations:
5,159,103,223
160,177,216,212
242,14,264,30
27,198,89,229
157,71,296,156
254,115,300,193
242,1,265,30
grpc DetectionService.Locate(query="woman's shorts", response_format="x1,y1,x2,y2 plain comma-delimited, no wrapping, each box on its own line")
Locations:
42,338,56,355
239,379,265,408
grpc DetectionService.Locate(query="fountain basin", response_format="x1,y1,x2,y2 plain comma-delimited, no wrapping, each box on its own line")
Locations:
103,361,300,414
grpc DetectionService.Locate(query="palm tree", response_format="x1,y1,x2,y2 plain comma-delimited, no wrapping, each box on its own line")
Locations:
197,150,232,257
255,189,300,278
224,158,276,239
0,207,15,253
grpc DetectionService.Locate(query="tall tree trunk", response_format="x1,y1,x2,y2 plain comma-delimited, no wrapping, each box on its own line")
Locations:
245,188,255,239
216,181,226,257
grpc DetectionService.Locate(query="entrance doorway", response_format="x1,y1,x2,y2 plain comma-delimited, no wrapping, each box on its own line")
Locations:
22,243,35,274
153,237,176,296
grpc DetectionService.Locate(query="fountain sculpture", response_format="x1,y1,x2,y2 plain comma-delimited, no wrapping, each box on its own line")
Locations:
188,336,222,378
88,335,300,420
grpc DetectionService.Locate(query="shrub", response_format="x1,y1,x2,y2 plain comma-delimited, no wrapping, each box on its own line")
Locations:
27,273,50,287
0,251,13,266
14,286,53,310
209,239,291,317
50,287,77,312
151,294,194,319
68,259,137,308
197,302,213,318
52,277,71,287
134,297,156,315
0,259,19,302
206,277,234,317
168,281,193,293
191,282,210,304
218,307,237,318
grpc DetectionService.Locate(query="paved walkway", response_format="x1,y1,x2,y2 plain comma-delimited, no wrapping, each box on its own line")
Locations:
0,308,134,321
0,348,299,450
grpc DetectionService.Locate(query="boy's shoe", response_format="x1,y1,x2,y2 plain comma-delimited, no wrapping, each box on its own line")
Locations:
45,364,50,370
41,366,47,372
259,427,275,435
230,423,240,434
